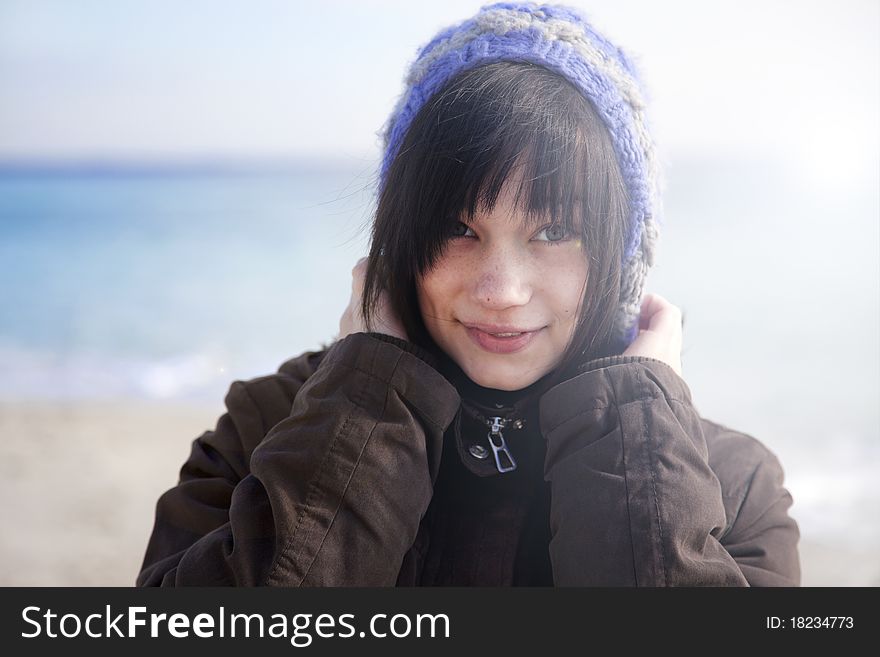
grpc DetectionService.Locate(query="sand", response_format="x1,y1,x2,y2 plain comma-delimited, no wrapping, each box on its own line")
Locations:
0,400,876,587
0,400,221,586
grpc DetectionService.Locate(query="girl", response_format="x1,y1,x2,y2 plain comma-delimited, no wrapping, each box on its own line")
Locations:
138,2,800,586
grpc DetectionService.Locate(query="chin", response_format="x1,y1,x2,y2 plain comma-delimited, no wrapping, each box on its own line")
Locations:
460,361,543,392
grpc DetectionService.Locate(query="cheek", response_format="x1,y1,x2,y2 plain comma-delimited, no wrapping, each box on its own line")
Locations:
415,280,434,327
547,260,589,322
565,280,587,316
417,263,456,322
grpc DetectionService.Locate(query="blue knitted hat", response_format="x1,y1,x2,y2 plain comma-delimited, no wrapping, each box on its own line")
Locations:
379,1,661,349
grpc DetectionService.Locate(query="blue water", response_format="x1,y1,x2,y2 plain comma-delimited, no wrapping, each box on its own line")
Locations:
1,158,878,552
0,165,373,400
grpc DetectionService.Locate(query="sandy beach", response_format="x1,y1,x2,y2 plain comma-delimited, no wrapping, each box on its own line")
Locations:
0,400,220,586
0,400,877,587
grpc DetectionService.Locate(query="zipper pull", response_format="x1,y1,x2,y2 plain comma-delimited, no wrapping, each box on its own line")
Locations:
486,416,517,473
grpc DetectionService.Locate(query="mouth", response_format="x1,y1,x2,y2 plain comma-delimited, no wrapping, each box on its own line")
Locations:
462,323,544,354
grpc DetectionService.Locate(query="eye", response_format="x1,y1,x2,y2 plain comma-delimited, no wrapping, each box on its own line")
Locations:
535,223,569,243
449,221,475,238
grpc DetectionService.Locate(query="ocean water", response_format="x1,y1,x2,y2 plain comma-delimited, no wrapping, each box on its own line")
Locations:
0,164,374,401
1,157,878,564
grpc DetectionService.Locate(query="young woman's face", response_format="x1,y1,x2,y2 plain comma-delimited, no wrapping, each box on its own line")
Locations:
417,179,589,391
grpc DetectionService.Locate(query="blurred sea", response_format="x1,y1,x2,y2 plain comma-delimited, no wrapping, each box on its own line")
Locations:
0,163,373,401
1,157,878,580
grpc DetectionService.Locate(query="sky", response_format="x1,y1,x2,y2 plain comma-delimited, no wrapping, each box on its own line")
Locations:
0,0,878,190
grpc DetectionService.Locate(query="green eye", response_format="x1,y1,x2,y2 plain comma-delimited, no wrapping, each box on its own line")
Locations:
539,223,568,242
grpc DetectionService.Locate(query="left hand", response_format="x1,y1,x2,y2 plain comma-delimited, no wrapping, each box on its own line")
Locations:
622,293,683,377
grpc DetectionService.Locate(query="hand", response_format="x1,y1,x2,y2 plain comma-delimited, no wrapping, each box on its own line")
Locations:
622,293,683,377
338,257,408,341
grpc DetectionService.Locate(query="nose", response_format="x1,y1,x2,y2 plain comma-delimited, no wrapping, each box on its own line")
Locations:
470,245,533,310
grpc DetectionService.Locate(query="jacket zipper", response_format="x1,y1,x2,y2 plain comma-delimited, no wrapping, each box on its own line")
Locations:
486,416,518,473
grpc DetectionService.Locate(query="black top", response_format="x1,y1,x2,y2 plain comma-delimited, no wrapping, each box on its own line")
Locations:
418,357,554,586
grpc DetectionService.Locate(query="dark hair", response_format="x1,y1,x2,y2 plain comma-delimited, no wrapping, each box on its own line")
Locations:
363,61,629,380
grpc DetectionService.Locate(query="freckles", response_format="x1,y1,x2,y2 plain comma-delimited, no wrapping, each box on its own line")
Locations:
430,250,466,276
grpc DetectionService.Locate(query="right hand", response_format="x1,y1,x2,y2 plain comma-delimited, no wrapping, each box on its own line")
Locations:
338,257,408,341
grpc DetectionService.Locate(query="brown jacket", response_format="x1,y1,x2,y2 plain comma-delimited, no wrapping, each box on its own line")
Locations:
137,332,800,586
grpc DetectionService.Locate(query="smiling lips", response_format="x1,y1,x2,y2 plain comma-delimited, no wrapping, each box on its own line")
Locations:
463,323,543,354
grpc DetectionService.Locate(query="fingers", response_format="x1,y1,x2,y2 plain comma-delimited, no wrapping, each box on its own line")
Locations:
639,293,682,335
339,257,369,339
351,256,368,292
624,293,684,377
352,256,368,275
343,255,407,341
